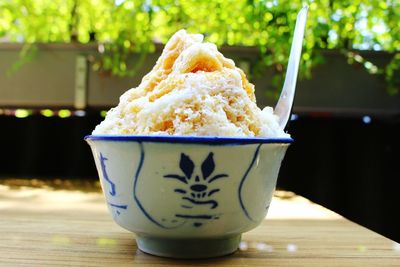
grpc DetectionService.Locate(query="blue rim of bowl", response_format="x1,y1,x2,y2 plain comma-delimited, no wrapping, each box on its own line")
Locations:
84,135,293,145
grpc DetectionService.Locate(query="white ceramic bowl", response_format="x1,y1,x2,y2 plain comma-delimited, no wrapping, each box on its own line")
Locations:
85,135,292,258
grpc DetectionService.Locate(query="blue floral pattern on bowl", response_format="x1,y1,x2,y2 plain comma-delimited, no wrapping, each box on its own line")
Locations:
162,152,227,227
99,153,127,217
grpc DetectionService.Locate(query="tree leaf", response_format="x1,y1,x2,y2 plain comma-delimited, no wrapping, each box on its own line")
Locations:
163,174,188,184
180,153,194,179
201,152,215,180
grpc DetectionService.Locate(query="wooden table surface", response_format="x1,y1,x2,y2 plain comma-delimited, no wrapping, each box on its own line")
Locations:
1,182,399,266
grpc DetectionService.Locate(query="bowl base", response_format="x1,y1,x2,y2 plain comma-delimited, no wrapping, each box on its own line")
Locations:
136,234,241,259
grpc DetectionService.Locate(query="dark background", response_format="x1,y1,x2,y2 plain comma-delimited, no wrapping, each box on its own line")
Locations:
1,112,399,242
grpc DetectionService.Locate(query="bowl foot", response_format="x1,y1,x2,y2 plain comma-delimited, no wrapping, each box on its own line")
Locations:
136,234,241,259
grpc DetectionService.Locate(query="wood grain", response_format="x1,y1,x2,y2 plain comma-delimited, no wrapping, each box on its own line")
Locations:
1,185,399,266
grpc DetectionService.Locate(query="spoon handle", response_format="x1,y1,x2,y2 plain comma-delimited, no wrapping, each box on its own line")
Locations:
274,5,309,130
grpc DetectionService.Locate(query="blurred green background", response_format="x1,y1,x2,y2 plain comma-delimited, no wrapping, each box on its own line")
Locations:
1,0,399,93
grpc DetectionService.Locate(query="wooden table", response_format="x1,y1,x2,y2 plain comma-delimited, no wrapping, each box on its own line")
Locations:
1,183,399,266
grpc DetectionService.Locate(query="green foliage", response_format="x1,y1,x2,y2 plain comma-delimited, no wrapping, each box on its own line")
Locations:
0,0,399,93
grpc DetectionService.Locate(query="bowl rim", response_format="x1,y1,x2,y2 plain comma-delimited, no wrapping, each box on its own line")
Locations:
84,135,293,144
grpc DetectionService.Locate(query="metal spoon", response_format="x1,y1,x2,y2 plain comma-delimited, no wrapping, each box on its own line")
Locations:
274,5,309,130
